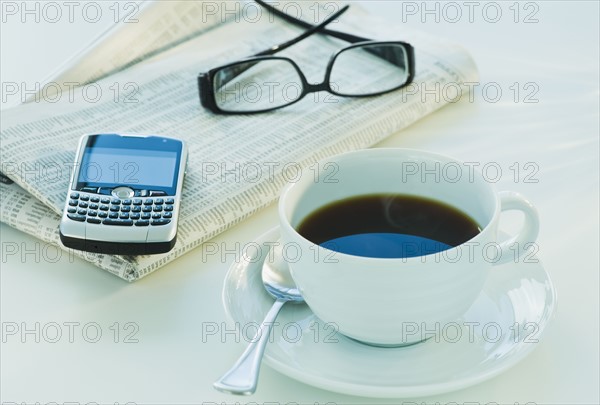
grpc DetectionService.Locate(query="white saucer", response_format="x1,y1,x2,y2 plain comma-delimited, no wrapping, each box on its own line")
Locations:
222,227,556,398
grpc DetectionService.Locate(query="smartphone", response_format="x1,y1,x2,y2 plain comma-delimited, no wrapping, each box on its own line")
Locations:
59,133,188,255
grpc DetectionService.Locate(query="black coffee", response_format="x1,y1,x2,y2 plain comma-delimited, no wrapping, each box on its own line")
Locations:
297,194,481,258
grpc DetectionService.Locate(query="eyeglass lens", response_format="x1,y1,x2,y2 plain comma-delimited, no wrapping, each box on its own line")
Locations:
329,43,409,96
213,43,409,113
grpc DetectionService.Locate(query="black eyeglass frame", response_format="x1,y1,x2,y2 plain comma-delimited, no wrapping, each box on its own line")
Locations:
198,3,415,114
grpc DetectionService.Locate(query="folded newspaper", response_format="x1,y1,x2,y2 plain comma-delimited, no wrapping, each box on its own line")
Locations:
0,0,478,281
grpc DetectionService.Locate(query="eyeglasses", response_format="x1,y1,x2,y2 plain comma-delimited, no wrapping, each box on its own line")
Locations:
197,1,415,114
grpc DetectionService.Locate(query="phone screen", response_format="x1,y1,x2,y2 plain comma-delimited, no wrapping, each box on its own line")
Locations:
75,134,183,194
79,147,177,187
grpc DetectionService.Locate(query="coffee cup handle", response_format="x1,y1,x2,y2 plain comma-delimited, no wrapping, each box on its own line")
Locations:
494,191,540,266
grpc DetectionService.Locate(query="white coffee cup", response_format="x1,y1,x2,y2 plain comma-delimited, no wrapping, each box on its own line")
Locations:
278,148,539,346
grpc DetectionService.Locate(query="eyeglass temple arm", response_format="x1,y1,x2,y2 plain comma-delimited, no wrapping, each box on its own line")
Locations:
255,1,414,73
252,4,350,57
255,0,372,43
202,4,349,97
255,1,413,81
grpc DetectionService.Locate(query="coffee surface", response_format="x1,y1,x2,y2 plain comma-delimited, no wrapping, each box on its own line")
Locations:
297,194,481,258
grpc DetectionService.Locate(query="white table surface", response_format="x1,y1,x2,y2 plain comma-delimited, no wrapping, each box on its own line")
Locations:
1,1,599,404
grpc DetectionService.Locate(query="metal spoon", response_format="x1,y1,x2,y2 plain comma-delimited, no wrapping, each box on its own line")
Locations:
213,243,304,395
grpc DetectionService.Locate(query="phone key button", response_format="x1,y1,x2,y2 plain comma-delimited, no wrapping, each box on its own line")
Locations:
141,213,151,219
132,206,141,213
150,191,166,196
163,212,172,218
111,199,121,205
67,214,86,222
119,213,130,219
135,220,149,227
67,208,77,214
122,199,132,205
154,198,164,204
99,205,109,211
130,213,140,220
100,198,111,204
89,203,99,210
153,205,163,212
112,187,134,199
90,197,100,203
143,199,153,205
98,212,108,218
121,206,131,212
165,198,174,205
79,195,89,201
70,192,79,199
152,213,161,219
88,210,98,217
87,218,102,224
103,219,134,226
109,206,120,212
133,199,143,205
77,209,87,215
164,205,173,212
151,219,171,226
109,213,119,219
68,199,78,206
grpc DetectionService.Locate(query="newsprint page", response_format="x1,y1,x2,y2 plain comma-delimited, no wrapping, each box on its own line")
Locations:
0,0,478,281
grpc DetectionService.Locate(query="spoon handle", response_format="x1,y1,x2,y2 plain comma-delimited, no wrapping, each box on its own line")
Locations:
213,298,286,395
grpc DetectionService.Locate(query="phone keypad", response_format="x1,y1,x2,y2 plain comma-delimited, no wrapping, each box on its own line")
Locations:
67,193,174,226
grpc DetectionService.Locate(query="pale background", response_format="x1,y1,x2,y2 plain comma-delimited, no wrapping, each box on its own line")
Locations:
1,1,599,404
